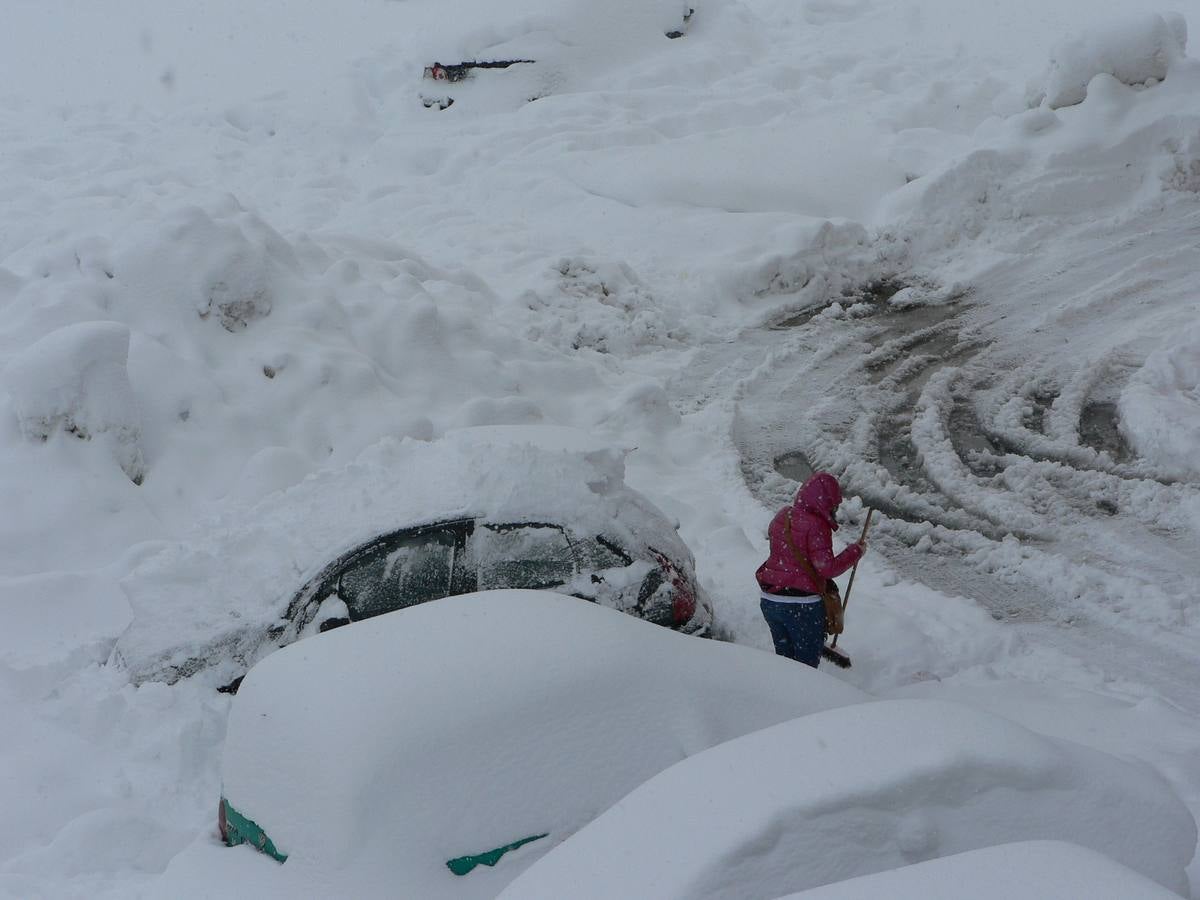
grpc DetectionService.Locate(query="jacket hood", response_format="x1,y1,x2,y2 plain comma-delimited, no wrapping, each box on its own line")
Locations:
794,472,842,530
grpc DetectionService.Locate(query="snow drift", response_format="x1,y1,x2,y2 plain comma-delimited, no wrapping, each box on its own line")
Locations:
3,322,145,483
1032,13,1187,109
779,840,1180,900
501,699,1197,899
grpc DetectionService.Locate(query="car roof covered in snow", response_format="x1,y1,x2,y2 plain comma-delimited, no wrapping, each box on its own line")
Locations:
113,427,690,685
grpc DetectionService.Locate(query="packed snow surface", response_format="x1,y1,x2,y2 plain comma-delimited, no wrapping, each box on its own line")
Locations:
210,591,865,898
3,0,1200,896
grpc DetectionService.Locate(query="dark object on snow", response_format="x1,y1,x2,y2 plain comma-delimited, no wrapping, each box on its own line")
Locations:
761,593,826,667
423,59,536,83
666,6,694,38
820,641,852,668
446,833,549,876
219,797,287,863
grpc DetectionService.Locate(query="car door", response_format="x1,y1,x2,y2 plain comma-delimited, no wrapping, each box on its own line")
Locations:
335,521,472,621
469,522,578,591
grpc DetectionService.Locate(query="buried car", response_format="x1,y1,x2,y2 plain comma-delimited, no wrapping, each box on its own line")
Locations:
416,0,695,112
208,591,867,898
498,699,1196,900
111,427,711,689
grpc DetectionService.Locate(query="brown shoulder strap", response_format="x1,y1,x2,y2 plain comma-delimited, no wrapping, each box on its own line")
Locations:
783,509,833,601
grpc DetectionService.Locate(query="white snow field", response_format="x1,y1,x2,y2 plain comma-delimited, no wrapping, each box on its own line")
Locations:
3,0,1200,897
199,591,865,898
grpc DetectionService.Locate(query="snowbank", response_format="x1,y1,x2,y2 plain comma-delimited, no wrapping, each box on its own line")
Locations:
501,699,1196,899
1032,13,1188,109
112,426,697,686
779,840,1180,900
211,590,867,898
3,322,144,483
1120,323,1200,478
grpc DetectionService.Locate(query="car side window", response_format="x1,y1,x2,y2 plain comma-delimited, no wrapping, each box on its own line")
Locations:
336,528,457,620
573,536,631,572
472,524,576,591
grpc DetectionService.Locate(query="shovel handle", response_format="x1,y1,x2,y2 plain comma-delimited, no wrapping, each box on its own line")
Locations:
830,507,873,649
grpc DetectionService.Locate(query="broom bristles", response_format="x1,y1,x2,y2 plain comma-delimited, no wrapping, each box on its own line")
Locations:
821,644,852,668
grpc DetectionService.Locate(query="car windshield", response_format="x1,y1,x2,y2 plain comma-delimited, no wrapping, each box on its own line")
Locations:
472,523,576,590
337,529,456,619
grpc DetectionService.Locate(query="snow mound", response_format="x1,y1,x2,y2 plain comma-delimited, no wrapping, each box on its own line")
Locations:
3,321,145,483
1032,13,1187,109
779,840,1180,900
113,201,298,333
520,257,683,355
501,699,1196,899
211,590,867,899
1120,322,1200,478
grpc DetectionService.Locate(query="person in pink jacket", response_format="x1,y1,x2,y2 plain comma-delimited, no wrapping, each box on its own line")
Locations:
755,472,866,667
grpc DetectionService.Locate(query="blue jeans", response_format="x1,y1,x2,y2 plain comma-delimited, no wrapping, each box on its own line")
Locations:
760,597,825,668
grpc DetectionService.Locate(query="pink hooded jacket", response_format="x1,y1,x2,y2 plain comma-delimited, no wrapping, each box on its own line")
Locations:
755,472,863,594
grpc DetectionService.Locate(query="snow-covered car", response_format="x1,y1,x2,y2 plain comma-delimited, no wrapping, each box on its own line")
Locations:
499,699,1196,899
416,0,695,112
211,590,867,898
112,427,712,689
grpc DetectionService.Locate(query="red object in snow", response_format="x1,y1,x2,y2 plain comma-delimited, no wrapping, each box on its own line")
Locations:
755,472,863,595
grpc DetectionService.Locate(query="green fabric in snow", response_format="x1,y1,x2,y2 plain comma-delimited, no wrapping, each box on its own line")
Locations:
446,833,549,876
222,797,288,863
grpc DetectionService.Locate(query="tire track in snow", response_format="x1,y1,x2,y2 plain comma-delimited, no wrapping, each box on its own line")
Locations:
692,203,1200,709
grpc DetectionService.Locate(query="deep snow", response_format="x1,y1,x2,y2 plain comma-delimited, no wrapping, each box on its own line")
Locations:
2,0,1200,897
502,699,1194,898
209,591,866,898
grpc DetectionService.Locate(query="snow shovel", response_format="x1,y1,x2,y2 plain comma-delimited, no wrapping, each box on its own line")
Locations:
820,507,873,669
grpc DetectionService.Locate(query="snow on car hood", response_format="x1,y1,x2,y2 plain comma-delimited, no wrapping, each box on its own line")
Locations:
112,427,692,685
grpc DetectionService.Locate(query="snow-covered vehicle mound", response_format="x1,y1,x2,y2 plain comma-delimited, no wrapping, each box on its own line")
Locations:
779,840,1180,900
112,426,712,688
415,0,694,112
500,699,1196,899
211,590,867,898
1030,12,1187,109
